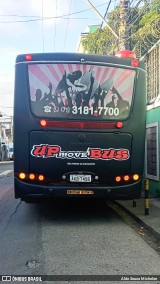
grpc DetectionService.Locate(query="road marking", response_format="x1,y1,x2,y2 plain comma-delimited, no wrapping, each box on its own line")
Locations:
0,170,13,177
0,161,13,164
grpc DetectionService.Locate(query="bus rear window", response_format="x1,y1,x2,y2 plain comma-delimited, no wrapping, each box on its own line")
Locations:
28,63,136,120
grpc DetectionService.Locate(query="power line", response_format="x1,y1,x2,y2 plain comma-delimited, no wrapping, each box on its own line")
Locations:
94,0,112,53
0,2,111,23
54,0,57,52
63,0,73,51
128,1,159,29
42,0,44,52
122,2,160,43
100,0,112,30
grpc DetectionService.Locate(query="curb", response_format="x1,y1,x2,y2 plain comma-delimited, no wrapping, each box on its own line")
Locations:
109,200,160,240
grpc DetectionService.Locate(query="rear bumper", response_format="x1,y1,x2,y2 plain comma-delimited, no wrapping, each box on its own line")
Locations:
14,178,143,201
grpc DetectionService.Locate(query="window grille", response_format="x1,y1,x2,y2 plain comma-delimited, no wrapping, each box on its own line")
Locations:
146,122,159,180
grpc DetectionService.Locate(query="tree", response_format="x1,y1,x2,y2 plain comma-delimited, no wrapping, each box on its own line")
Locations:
133,0,160,55
82,0,160,57
82,6,120,55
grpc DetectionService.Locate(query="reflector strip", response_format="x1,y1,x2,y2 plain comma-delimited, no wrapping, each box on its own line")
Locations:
40,120,119,129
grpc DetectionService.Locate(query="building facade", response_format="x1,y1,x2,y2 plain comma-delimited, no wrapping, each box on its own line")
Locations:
77,24,100,53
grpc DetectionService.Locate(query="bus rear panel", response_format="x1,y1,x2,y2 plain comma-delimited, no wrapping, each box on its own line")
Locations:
14,52,146,201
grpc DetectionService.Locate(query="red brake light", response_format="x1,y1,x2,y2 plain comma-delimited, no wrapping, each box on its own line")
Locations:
131,59,139,67
25,54,32,61
116,121,123,129
115,50,136,59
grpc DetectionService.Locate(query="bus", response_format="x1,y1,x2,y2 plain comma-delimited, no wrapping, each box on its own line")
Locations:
14,50,146,202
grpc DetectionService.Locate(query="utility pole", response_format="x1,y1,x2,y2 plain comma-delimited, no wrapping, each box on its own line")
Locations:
119,0,131,50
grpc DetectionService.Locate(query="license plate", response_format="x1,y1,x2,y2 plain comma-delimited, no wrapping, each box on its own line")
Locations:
70,174,91,182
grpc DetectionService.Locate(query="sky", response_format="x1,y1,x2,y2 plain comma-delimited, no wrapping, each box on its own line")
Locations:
0,0,118,117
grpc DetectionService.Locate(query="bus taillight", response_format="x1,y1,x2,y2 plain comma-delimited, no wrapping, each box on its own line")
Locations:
133,174,140,181
116,122,123,128
124,175,130,181
115,174,140,183
40,120,47,127
25,54,32,61
115,176,121,182
29,173,35,180
38,175,45,181
19,172,26,180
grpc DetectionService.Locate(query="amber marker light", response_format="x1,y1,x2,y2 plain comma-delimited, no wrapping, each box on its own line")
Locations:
124,175,130,181
19,172,26,180
133,174,140,181
40,119,47,127
38,174,45,181
29,173,35,180
115,176,121,182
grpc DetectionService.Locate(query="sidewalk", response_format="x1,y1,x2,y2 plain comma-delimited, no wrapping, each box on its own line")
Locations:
115,197,160,238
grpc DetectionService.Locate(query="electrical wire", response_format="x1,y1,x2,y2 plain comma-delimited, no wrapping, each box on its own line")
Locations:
63,0,72,51
100,0,112,30
54,0,57,52
93,0,112,53
42,0,44,52
0,2,112,23
122,2,160,44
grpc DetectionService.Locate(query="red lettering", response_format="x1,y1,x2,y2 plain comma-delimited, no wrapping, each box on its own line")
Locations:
32,145,47,157
89,149,102,159
102,149,116,159
46,146,61,157
116,150,129,160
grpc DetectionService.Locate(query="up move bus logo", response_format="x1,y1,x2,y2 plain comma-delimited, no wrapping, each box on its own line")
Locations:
31,144,130,161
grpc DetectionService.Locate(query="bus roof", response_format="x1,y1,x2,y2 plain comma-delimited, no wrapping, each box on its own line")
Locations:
15,52,145,70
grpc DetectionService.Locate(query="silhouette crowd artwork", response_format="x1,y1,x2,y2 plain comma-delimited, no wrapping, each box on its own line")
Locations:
31,68,131,119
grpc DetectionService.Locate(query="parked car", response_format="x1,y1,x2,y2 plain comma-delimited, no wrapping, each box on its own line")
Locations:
8,146,14,160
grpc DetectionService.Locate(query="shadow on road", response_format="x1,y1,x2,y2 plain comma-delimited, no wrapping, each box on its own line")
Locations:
33,198,119,224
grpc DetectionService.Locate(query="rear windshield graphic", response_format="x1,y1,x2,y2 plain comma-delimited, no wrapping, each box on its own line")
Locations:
28,63,135,120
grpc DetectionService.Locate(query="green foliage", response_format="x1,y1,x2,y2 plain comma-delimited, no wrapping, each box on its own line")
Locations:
82,0,160,57
82,28,118,55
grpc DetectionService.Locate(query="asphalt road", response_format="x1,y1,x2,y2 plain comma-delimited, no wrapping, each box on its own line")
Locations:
0,162,160,283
